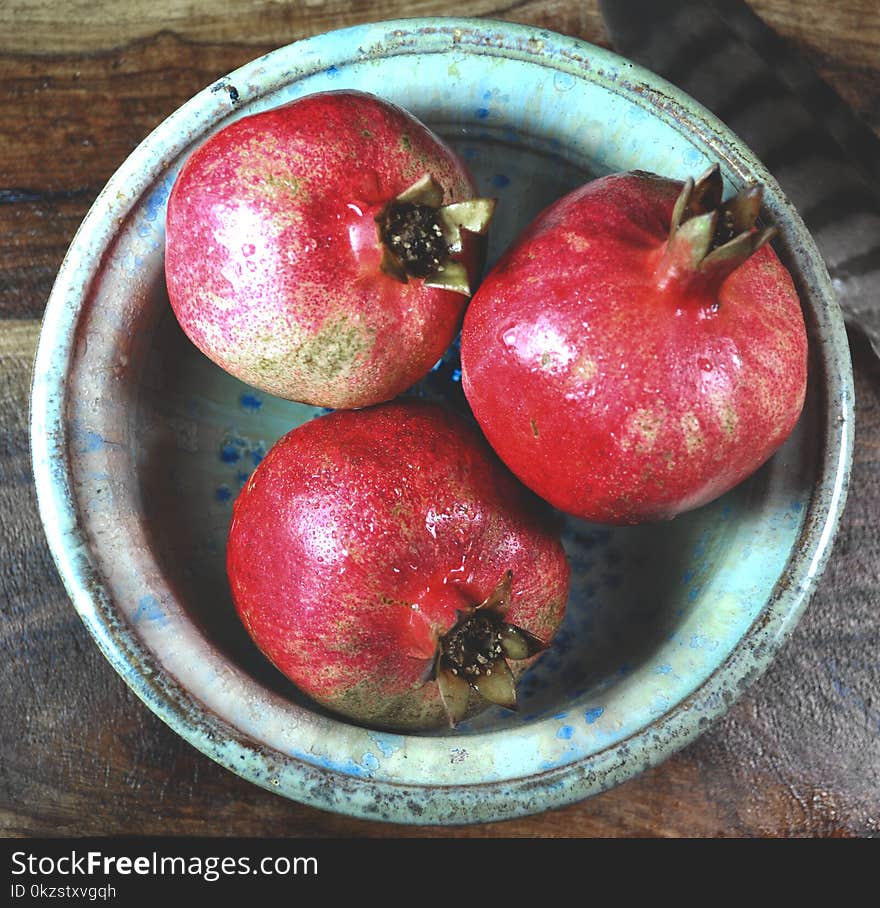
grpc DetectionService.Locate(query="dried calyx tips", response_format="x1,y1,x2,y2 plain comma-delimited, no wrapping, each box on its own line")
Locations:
655,163,777,295
427,570,547,727
377,173,496,296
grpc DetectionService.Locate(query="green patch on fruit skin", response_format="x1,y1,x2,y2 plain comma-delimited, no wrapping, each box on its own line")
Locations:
390,499,412,521
262,172,304,198
251,315,375,399
716,402,739,440
328,676,446,732
624,408,665,455
681,411,703,455
299,315,373,381
573,354,597,382
529,597,567,642
234,137,309,198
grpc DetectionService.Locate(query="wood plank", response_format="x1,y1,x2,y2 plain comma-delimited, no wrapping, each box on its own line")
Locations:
0,0,608,55
752,0,880,71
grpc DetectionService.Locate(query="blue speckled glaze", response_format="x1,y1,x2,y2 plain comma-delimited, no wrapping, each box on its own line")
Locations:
30,18,853,825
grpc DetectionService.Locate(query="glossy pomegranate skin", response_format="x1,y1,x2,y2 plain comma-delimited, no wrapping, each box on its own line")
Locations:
460,171,808,524
165,90,479,409
226,401,570,731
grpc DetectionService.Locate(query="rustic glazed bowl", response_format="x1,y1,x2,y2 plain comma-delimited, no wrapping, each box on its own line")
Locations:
31,18,853,825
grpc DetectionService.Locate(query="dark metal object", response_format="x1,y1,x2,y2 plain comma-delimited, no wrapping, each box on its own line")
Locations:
600,0,880,357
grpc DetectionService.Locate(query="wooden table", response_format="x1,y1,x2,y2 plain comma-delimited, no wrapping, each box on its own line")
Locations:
2,0,878,838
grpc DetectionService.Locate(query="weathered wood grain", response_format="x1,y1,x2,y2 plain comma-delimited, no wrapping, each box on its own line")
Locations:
0,0,604,56
2,0,879,838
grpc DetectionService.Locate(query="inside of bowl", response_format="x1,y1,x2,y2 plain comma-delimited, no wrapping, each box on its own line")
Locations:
61,34,822,794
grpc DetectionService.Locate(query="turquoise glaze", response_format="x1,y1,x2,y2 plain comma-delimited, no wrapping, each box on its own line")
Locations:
30,18,853,824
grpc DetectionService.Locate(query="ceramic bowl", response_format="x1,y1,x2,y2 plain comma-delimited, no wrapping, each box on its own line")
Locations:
31,18,853,825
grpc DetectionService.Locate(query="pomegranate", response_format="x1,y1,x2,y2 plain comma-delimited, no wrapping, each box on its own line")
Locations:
460,165,808,524
226,401,570,731
165,90,494,409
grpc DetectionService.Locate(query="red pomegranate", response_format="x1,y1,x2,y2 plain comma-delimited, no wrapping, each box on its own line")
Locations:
460,165,808,524
226,401,570,731
165,90,494,409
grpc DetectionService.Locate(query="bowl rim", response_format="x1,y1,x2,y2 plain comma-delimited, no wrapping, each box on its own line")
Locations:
30,16,854,825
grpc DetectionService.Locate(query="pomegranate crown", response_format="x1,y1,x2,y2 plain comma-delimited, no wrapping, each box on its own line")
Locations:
655,163,776,297
376,174,496,296
421,570,548,727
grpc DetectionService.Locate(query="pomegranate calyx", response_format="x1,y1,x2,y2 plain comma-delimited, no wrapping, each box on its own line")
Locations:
430,570,547,726
376,173,496,296
380,199,448,278
657,163,777,298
